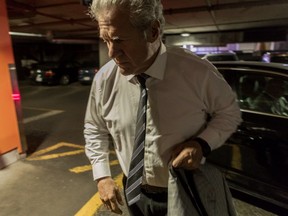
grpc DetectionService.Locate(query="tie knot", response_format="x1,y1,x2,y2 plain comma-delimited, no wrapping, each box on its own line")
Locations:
136,74,149,88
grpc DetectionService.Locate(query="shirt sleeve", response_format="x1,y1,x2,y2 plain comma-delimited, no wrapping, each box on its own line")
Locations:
198,66,242,150
84,77,112,181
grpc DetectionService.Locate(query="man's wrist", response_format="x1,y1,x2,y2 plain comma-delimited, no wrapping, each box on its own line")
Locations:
194,137,211,157
96,176,111,183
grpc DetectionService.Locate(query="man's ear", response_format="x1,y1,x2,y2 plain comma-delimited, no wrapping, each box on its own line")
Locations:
147,20,160,42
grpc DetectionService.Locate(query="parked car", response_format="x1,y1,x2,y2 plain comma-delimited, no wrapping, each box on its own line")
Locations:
78,62,98,85
262,52,288,64
208,61,288,213
202,52,239,61
30,61,80,85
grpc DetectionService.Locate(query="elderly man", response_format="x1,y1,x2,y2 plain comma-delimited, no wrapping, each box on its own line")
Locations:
84,0,242,215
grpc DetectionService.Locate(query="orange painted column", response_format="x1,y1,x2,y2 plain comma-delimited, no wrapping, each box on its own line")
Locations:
0,0,23,154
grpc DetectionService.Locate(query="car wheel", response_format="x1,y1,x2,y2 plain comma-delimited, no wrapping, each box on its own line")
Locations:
60,75,70,85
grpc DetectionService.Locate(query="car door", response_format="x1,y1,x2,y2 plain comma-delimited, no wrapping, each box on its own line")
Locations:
208,66,288,208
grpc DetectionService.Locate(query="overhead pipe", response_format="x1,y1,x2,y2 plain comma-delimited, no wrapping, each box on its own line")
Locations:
11,18,92,29
50,38,97,44
163,0,288,15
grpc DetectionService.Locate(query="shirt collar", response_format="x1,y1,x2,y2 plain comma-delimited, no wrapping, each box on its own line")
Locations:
126,42,167,82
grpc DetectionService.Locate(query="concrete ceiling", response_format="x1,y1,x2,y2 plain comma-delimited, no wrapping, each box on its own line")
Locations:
6,0,288,41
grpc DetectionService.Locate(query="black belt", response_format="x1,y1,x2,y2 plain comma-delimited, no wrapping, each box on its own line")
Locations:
141,184,168,194
123,175,167,194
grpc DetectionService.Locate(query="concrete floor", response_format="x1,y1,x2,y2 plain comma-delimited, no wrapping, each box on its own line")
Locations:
96,191,277,216
0,157,278,216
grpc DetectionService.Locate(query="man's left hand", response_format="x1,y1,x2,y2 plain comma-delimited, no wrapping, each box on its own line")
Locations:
171,139,203,170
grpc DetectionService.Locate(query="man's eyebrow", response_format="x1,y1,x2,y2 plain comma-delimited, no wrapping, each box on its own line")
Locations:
99,33,120,40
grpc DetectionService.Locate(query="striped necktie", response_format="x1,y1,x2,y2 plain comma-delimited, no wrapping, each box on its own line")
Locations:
125,75,148,206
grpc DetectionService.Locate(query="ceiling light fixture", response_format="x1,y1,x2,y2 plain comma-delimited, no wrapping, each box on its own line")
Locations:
9,32,45,37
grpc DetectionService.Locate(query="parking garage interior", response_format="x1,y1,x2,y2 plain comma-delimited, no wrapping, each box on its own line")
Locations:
1,0,288,215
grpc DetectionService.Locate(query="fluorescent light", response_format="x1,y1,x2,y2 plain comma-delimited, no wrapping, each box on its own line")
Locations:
181,33,190,37
9,32,44,37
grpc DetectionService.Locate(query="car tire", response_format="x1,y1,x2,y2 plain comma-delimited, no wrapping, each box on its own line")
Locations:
60,75,70,85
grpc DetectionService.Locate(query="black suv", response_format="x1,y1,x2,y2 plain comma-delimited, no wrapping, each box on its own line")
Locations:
209,61,288,213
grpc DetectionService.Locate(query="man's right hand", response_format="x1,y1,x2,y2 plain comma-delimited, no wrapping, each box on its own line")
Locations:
97,176,124,214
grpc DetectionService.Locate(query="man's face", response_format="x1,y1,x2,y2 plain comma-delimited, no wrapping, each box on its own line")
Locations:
98,7,158,75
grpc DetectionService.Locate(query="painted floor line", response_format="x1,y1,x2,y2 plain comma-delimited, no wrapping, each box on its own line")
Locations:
28,142,84,156
75,173,124,216
110,159,120,166
27,149,85,161
22,106,60,112
69,165,92,173
69,160,120,174
23,110,64,124
27,142,84,160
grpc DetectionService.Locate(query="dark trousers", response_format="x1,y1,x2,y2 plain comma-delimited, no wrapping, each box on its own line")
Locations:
122,176,168,216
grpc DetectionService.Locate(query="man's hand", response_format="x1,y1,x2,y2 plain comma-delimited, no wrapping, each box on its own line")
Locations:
97,177,124,214
171,139,203,170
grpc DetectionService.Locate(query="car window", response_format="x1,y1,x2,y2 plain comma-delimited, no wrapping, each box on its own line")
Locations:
220,68,288,117
250,76,288,116
237,74,266,110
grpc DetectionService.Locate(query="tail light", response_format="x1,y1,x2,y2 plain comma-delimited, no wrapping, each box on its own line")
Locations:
45,70,55,77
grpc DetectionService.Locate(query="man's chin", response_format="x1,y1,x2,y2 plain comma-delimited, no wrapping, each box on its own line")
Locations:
118,66,134,76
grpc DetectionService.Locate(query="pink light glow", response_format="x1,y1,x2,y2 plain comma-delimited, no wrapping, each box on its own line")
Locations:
12,93,21,101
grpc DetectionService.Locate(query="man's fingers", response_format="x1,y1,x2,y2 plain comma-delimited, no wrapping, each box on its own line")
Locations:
104,196,122,214
171,144,185,167
171,139,204,169
110,200,123,214
172,151,185,168
97,177,123,214
172,149,199,169
100,190,123,214
115,189,124,205
100,198,109,209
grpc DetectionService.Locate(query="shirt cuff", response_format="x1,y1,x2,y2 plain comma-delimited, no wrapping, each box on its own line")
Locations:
91,162,111,181
194,137,211,157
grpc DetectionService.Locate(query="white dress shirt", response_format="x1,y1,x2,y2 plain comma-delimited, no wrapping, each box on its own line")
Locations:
84,43,242,187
